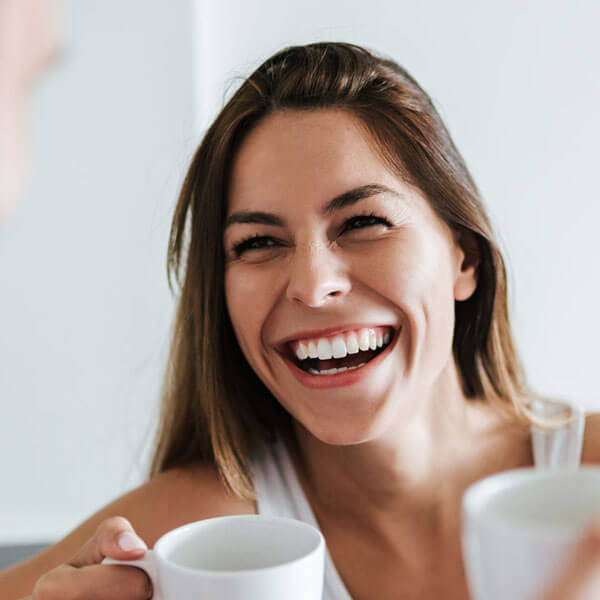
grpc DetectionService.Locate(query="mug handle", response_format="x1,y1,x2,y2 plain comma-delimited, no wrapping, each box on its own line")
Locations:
101,550,161,599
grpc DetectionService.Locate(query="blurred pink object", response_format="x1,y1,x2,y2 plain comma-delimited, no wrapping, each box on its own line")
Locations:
0,0,63,223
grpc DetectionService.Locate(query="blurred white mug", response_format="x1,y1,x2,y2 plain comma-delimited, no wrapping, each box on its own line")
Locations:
462,467,600,600
102,515,325,600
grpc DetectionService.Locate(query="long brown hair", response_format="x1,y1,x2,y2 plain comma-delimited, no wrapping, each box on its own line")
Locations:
150,42,568,500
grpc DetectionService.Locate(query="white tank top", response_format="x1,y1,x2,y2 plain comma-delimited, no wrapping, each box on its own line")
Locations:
250,400,586,600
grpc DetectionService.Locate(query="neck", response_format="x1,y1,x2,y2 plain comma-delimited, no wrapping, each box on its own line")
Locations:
289,359,531,530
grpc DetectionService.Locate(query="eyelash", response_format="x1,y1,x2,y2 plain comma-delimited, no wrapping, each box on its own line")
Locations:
231,213,393,258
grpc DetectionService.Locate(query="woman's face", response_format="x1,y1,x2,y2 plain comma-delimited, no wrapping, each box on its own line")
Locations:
224,109,477,444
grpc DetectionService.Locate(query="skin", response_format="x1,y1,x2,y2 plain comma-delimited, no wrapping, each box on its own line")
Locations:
222,108,597,598
0,2,597,596
2,107,600,599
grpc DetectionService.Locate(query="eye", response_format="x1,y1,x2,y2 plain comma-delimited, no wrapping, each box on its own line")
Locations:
231,234,280,258
230,213,393,259
341,213,392,233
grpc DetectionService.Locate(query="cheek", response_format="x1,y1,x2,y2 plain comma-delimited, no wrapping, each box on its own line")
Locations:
352,236,430,296
224,271,250,350
359,236,456,370
414,256,458,374
224,268,269,360
378,233,453,290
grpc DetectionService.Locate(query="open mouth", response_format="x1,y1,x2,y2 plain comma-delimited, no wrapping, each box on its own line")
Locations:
283,326,399,376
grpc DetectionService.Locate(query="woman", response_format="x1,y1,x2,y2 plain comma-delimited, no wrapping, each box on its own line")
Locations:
3,42,600,600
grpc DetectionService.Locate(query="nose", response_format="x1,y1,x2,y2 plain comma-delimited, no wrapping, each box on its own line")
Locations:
285,240,351,307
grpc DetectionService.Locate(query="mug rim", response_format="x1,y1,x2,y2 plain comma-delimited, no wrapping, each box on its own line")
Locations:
152,514,325,577
462,466,600,539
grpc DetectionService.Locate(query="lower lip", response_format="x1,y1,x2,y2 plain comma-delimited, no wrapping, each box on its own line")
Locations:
281,328,401,390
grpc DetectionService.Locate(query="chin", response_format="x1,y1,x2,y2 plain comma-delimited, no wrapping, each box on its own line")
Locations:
289,386,400,446
297,415,384,447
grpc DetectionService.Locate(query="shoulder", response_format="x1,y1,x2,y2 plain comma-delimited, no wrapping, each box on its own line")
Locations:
94,462,257,547
0,462,256,595
117,462,258,545
582,412,600,464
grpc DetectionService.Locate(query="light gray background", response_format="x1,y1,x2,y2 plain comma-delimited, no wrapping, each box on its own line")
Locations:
1,0,598,544
0,0,195,543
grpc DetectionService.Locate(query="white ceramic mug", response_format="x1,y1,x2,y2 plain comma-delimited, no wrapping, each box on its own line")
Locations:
101,515,325,600
462,467,600,600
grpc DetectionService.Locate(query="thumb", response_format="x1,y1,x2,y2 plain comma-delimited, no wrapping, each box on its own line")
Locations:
69,516,148,568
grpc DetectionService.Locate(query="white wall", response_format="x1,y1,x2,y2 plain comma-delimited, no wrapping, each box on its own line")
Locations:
0,0,195,543
196,0,600,410
2,0,598,545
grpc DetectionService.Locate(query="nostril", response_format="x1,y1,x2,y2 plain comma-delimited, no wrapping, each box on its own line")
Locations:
290,288,344,307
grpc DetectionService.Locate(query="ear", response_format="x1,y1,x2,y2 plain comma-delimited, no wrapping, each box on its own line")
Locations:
453,229,480,302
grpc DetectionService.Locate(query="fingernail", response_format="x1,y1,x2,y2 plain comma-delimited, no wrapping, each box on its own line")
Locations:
118,531,147,552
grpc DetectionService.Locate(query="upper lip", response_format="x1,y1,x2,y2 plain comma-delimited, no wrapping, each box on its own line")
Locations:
274,323,399,352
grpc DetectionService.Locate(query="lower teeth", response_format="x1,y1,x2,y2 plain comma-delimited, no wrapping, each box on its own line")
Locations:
307,362,367,376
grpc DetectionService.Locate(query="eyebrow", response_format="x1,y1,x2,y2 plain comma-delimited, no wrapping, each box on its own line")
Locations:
223,184,403,230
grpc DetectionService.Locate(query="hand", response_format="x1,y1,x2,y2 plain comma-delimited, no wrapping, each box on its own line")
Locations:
30,516,153,599
537,518,600,600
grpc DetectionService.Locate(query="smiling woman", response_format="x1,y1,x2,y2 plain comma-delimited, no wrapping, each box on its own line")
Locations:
156,42,572,494
145,42,586,597
4,41,595,600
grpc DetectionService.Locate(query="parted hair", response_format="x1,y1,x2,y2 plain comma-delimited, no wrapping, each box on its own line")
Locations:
149,42,567,500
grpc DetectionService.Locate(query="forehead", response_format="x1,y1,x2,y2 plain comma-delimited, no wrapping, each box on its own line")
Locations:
227,108,410,213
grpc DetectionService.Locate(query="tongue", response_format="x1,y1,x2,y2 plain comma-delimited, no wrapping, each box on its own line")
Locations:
315,348,380,370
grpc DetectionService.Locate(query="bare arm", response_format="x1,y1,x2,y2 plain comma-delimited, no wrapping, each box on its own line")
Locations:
0,463,256,599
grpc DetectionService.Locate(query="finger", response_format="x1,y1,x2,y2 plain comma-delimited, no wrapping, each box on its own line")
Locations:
571,520,600,600
68,516,148,568
538,519,600,600
34,562,152,600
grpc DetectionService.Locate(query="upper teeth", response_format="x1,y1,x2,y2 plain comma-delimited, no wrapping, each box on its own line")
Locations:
293,327,393,361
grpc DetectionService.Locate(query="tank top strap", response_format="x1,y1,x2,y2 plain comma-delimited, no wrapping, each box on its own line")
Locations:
250,439,353,600
530,399,586,469
250,439,316,522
